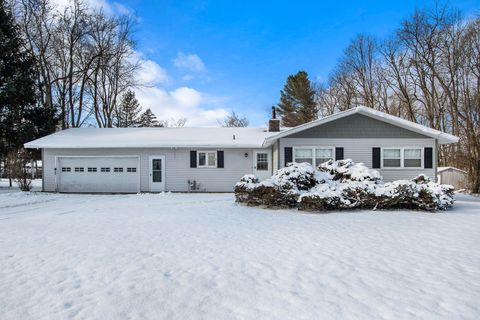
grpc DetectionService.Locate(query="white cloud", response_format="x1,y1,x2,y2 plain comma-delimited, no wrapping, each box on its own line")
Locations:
134,86,228,127
173,52,206,73
181,74,195,81
51,0,109,11
135,57,169,86
50,0,224,127
51,0,133,16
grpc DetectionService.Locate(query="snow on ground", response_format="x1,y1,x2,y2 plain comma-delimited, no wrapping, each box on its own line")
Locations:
0,191,479,320
0,178,42,192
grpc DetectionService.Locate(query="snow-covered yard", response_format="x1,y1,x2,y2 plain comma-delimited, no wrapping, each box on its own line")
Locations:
0,191,479,320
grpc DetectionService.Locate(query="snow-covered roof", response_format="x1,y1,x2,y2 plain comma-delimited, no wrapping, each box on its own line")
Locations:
264,106,459,145
24,127,279,149
24,106,459,149
437,167,467,174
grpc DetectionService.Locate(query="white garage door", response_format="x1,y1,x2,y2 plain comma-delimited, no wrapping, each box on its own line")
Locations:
57,156,140,193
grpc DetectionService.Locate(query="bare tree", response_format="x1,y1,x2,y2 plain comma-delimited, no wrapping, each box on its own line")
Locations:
11,0,139,128
220,111,249,127
318,4,480,192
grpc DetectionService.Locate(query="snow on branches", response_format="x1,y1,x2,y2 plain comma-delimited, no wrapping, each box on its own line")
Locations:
235,160,454,212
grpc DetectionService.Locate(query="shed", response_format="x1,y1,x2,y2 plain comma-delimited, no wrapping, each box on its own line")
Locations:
437,167,468,189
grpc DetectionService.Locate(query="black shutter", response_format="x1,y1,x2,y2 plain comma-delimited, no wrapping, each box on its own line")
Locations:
190,150,197,168
284,147,293,166
424,147,433,169
217,150,224,168
372,147,381,168
335,147,344,161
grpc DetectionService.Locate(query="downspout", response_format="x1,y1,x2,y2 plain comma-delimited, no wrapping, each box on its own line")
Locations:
41,149,45,192
435,139,438,183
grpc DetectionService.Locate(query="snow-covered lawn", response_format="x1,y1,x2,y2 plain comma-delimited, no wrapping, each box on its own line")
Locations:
0,192,479,320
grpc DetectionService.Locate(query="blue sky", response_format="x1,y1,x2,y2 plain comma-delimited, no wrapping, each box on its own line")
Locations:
104,0,479,126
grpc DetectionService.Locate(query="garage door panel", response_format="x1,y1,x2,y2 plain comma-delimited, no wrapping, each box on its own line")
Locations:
57,157,140,193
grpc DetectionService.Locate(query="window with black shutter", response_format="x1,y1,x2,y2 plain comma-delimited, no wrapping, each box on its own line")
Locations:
190,150,197,168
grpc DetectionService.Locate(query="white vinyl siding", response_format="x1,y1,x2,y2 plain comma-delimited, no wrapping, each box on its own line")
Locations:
43,148,267,192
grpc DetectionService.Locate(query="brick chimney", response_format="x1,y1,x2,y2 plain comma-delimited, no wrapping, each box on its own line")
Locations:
268,107,280,132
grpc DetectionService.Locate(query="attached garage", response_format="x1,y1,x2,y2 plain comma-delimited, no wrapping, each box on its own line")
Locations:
56,156,140,193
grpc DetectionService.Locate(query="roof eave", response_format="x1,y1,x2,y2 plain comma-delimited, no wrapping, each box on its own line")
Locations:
24,144,267,149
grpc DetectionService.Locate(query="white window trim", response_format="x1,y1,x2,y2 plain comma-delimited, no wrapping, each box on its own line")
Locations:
292,146,335,166
197,151,217,168
381,147,424,169
255,152,269,171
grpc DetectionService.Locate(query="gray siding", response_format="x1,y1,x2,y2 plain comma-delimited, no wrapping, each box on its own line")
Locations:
43,148,259,192
287,114,430,139
279,138,437,182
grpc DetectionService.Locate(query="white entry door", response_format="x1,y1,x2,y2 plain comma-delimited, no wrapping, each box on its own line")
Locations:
149,156,166,192
253,150,272,181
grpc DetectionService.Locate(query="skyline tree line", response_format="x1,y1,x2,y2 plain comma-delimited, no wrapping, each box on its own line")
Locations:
275,5,479,192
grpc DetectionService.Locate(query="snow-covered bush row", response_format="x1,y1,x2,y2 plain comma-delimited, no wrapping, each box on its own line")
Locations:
235,161,455,212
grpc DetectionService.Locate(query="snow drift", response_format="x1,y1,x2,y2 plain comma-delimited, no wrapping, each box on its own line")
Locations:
235,160,455,212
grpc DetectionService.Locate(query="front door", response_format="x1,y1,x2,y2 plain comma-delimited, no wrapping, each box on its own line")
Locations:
253,150,272,181
149,156,165,192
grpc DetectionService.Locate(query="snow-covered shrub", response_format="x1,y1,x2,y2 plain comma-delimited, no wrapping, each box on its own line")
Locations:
340,182,379,209
235,161,455,212
270,162,328,191
298,185,343,211
234,175,298,208
318,159,382,182
376,176,455,211
239,174,259,184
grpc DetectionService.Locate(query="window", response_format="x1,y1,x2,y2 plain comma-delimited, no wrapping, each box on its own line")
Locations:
113,167,123,172
74,167,84,172
404,148,422,168
61,167,71,172
101,167,110,172
382,147,423,168
294,148,313,164
127,167,137,173
87,167,97,172
315,148,333,165
382,148,401,168
256,153,268,171
198,151,216,167
293,147,334,166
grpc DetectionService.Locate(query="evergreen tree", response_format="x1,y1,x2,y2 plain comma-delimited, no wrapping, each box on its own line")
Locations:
115,90,142,127
138,108,160,127
276,71,317,127
0,1,57,161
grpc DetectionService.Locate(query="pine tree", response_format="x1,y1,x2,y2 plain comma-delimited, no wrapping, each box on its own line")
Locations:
138,108,160,127
0,1,57,159
115,90,142,127
276,71,317,127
